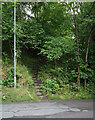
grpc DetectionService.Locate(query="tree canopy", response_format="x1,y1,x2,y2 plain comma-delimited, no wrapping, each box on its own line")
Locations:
2,2,95,94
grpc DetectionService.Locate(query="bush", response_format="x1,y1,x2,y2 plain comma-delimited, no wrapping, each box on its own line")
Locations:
2,52,11,65
1,67,22,87
87,81,95,95
40,78,59,94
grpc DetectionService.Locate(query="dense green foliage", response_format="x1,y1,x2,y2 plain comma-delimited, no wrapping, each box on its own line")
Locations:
2,2,95,99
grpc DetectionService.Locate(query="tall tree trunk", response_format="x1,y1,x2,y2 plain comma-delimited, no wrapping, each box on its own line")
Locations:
73,3,80,88
36,5,38,21
84,31,92,89
76,24,80,88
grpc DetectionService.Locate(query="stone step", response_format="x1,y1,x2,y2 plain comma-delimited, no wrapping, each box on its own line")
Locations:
33,79,37,81
34,83,39,86
33,79,38,81
34,80,38,82
35,86,40,89
32,77,36,79
36,89,40,92
34,82,40,85
32,77,37,79
32,76,37,78
32,70,44,99
37,92,43,96
39,96,44,99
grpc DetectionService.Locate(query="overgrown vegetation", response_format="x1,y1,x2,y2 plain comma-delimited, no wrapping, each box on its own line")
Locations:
1,52,41,102
38,62,94,99
1,2,95,102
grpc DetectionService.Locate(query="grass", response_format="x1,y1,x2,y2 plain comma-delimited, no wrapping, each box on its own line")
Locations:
16,64,33,86
2,86,40,103
0,78,1,103
1,52,41,103
2,62,34,87
47,89,93,100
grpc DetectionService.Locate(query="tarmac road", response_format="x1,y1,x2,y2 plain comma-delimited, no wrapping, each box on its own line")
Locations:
0,99,94,119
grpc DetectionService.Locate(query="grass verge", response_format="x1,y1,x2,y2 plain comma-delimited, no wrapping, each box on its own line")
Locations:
47,90,93,101
1,53,40,102
2,86,40,103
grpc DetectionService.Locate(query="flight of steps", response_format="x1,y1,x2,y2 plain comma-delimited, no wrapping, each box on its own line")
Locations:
33,74,44,99
32,61,44,100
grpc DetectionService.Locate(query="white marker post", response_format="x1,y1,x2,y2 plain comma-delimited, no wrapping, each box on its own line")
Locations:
14,0,16,88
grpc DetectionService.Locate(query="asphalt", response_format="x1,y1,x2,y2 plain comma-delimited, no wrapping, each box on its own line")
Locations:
0,99,94,119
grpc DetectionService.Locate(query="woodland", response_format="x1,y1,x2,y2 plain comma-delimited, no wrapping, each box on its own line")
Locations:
1,2,95,102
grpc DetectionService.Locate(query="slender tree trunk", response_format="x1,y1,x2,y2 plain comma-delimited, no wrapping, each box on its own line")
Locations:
19,5,22,29
73,3,80,88
84,31,92,89
36,5,38,21
34,3,38,21
77,34,80,87
76,28,80,87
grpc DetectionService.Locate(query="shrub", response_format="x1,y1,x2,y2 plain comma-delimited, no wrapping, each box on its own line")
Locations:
1,67,22,87
40,78,59,94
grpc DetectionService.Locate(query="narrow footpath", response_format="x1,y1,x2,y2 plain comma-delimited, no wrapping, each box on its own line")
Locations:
32,59,45,100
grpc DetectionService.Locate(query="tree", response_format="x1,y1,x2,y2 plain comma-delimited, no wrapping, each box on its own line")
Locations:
71,2,80,88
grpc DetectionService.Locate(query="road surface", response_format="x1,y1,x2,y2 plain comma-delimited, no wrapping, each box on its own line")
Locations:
0,99,94,119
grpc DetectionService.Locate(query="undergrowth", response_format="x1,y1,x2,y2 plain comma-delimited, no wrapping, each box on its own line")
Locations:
1,51,95,102
1,52,40,102
38,62,95,100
